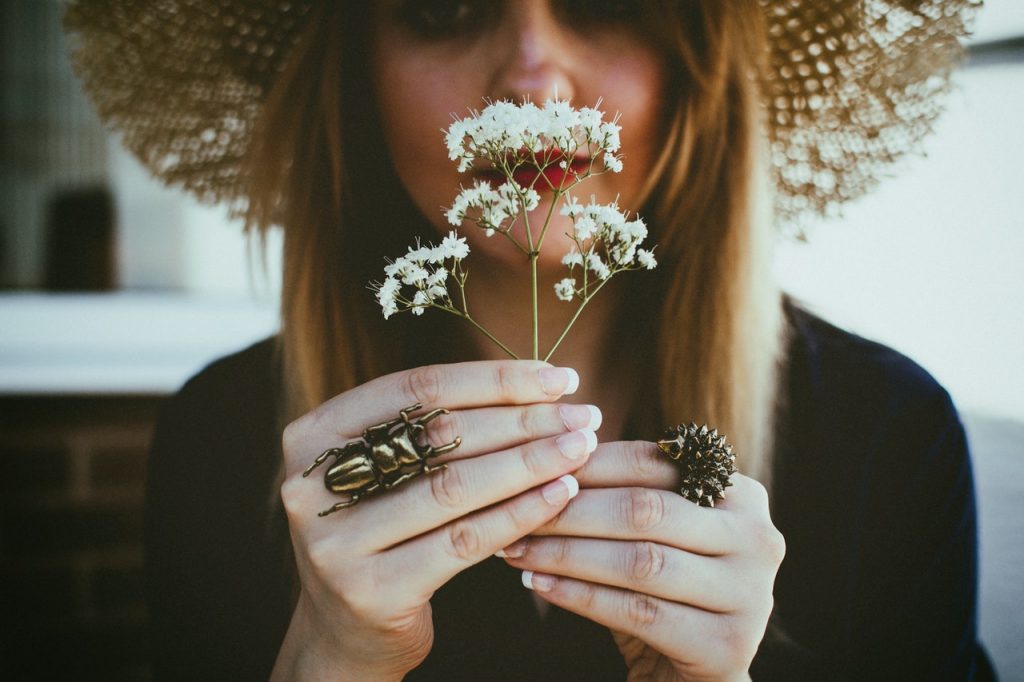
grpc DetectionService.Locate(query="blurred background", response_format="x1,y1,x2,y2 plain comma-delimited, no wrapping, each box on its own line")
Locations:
1,0,1022,679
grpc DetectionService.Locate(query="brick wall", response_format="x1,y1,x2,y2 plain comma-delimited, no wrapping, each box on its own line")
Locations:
1,396,164,681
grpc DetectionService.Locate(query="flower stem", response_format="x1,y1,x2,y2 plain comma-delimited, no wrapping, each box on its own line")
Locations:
449,308,519,359
543,279,610,362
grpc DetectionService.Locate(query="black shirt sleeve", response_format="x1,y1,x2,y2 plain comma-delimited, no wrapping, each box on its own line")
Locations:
145,338,292,681
760,306,995,680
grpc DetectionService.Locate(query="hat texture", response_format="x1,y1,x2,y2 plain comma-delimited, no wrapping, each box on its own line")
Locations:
64,0,980,225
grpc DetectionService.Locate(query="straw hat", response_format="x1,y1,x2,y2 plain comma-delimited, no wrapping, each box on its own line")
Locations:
64,0,980,225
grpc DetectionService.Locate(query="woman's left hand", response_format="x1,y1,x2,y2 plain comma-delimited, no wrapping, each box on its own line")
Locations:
499,440,786,682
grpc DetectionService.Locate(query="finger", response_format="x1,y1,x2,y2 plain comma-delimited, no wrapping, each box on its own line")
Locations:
521,574,731,667
503,537,737,612
374,474,582,606
572,440,677,490
309,429,598,549
531,487,737,556
421,402,603,463
284,361,581,471
712,474,770,514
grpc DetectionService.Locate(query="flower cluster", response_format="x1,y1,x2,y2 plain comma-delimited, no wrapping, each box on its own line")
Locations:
445,179,540,237
445,98,623,176
554,195,657,302
372,231,470,319
374,98,661,361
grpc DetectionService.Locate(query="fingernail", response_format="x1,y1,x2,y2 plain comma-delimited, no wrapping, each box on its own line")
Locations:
496,539,527,559
558,404,603,431
555,430,597,460
541,474,579,504
539,367,579,396
522,570,555,593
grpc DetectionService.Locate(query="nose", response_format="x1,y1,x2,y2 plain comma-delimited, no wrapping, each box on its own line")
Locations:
489,2,576,103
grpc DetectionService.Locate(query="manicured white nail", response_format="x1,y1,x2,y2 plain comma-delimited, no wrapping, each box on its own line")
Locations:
563,368,579,394
539,367,579,396
582,429,598,454
522,570,555,592
559,474,579,500
495,548,508,557
558,404,601,431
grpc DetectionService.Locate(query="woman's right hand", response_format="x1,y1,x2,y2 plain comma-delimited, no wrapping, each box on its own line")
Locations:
270,360,600,681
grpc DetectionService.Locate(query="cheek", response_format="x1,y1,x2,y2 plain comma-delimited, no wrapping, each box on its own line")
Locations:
373,60,465,224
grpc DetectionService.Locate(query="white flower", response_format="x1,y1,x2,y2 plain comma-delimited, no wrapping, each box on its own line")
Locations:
561,250,583,267
445,98,624,176
587,252,611,280
560,195,583,219
637,249,658,270
400,263,429,286
554,278,576,302
603,153,623,173
427,268,449,286
573,215,598,241
438,231,470,260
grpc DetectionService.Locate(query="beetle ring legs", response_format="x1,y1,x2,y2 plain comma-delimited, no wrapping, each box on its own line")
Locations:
302,403,462,517
655,423,737,508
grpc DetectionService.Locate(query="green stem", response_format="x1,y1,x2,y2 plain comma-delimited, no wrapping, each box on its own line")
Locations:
543,278,610,362
531,252,538,360
535,188,562,252
449,308,519,360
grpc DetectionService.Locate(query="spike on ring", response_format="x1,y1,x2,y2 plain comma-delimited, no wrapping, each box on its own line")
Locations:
655,423,737,507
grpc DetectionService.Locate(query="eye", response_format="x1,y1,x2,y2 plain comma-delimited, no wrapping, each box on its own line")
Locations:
396,0,491,39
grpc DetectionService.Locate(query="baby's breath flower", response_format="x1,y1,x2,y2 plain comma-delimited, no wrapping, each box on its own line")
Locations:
438,231,470,260
383,98,659,361
637,249,658,270
587,252,611,280
445,97,624,181
603,154,624,173
561,250,583,267
560,195,583,219
554,278,576,302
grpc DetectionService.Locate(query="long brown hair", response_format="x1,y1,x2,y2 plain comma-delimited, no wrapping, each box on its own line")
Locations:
246,0,785,486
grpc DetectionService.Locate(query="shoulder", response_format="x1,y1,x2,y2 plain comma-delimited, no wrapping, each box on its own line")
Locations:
783,299,959,433
148,336,282,491
778,299,971,532
155,336,280,433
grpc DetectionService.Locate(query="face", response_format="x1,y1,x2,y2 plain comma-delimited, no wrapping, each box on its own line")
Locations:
370,0,669,270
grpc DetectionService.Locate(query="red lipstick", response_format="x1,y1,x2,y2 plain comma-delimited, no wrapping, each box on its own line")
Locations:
476,152,592,192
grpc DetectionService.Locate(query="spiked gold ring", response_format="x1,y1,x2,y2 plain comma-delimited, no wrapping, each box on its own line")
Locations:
655,423,737,508
302,403,461,517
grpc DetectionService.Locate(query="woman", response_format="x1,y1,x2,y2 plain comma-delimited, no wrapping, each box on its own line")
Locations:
67,0,993,680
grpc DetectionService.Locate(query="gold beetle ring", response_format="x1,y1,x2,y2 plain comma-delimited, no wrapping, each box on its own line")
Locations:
302,403,462,517
655,423,737,508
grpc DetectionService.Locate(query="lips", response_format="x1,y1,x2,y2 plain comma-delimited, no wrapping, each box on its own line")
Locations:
476,153,591,192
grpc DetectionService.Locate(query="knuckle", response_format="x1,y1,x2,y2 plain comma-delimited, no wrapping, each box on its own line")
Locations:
625,592,660,629
750,518,786,566
720,616,760,665
428,411,461,449
445,518,484,563
517,439,549,479
429,464,468,509
551,537,574,567
517,405,541,438
494,364,518,402
279,477,305,518
404,365,445,406
627,441,659,477
624,487,666,534
627,541,666,584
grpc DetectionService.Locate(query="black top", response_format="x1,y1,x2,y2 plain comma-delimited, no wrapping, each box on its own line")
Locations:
145,307,996,680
